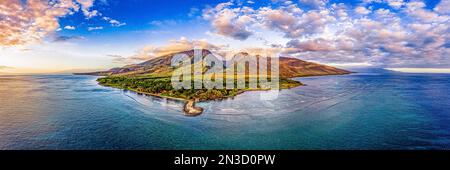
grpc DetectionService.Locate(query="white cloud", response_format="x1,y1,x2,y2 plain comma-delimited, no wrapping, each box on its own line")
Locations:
202,0,450,67
298,0,328,8
384,0,404,9
76,0,100,19
286,38,335,52
435,0,450,14
64,26,76,30
88,26,103,31
102,17,126,27
203,2,254,40
355,6,371,15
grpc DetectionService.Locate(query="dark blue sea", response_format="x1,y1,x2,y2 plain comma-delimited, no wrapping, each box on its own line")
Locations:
1,70,450,149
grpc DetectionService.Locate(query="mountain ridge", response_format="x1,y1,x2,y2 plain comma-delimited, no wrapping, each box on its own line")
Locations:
76,49,351,77
83,50,351,116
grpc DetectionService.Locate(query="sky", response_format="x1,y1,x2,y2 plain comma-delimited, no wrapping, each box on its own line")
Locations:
1,0,450,74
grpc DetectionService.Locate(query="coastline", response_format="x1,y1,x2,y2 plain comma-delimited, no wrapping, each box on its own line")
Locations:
95,73,351,116
98,83,209,116
99,82,244,116
130,88,204,116
126,88,187,102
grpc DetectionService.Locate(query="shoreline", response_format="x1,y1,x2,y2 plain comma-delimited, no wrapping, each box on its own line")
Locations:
99,83,207,116
96,72,351,116
99,83,240,116
126,88,204,117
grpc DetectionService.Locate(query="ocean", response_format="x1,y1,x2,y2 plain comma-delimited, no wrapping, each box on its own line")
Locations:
1,71,450,149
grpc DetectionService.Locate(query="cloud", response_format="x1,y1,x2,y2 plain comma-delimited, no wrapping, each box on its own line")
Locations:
204,1,333,39
435,0,450,14
76,0,100,19
64,25,76,30
188,7,199,17
0,0,80,46
203,0,450,67
52,35,84,42
0,0,110,46
0,66,14,70
385,0,405,9
107,54,129,64
257,6,333,38
233,46,288,56
298,0,328,8
404,1,444,22
286,38,335,52
122,37,225,62
203,2,254,40
355,6,371,15
88,26,103,31
102,17,126,27
121,38,290,63
149,20,178,26
257,8,298,36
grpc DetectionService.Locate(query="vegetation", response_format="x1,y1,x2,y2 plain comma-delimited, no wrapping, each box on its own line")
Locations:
97,74,302,101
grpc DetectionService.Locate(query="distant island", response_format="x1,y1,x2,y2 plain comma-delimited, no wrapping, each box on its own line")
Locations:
76,50,351,116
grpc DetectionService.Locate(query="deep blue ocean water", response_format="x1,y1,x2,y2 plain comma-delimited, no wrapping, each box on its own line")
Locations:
1,71,450,149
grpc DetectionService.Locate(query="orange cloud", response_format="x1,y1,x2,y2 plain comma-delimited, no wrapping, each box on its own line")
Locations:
0,0,80,46
0,0,100,46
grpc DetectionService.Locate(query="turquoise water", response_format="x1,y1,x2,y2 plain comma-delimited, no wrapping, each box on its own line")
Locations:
1,71,450,149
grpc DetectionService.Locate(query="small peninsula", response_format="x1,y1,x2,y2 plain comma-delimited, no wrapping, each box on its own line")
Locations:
79,50,351,116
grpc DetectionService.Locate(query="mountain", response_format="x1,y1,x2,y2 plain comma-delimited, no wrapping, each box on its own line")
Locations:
77,50,351,77
278,57,351,78
87,50,351,116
